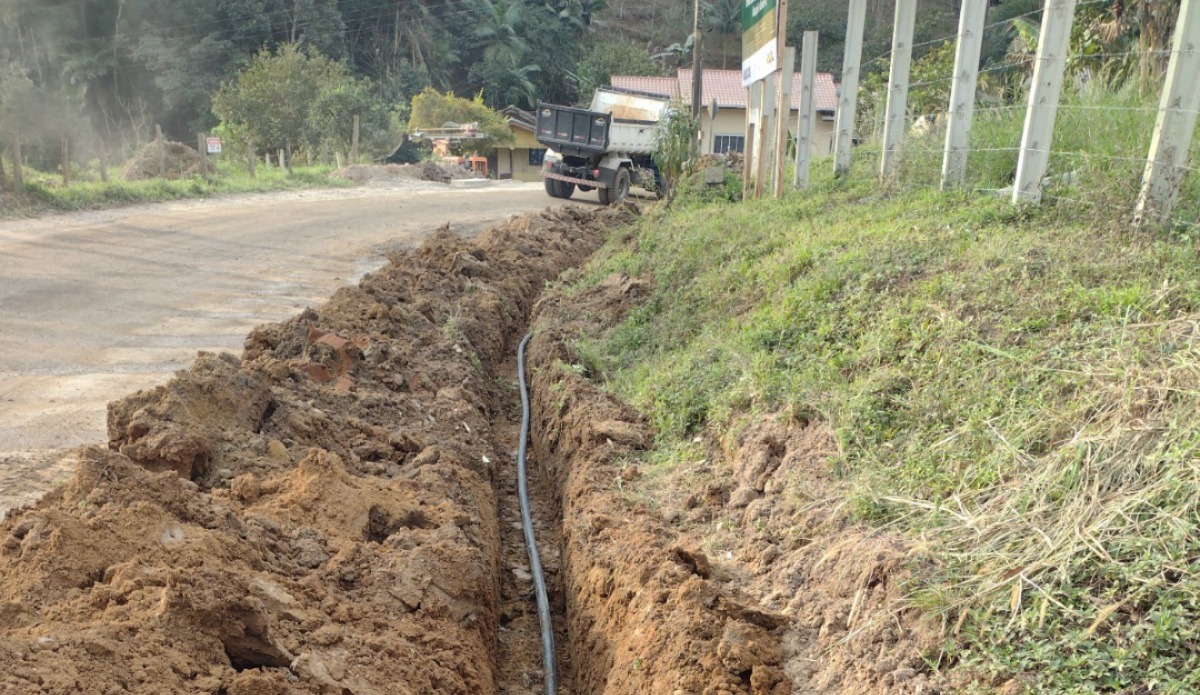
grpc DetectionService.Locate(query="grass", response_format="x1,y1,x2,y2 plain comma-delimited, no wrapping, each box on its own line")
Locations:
565,91,1200,691
0,164,350,218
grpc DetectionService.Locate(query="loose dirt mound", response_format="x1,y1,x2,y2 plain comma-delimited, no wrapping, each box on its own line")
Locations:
332,163,474,186
0,205,633,694
122,141,206,181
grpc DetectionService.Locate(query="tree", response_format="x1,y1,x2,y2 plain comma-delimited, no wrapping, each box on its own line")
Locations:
703,0,740,70
211,44,347,168
574,39,661,106
306,79,395,158
408,88,513,151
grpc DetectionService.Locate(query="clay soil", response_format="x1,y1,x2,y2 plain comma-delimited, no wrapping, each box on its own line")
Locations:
0,206,629,694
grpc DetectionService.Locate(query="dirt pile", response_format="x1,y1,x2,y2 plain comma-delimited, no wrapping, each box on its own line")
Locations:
0,204,633,695
528,268,945,694
527,277,791,695
122,141,207,181
332,163,474,186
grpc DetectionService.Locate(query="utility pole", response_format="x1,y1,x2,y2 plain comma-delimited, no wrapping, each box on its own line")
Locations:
691,0,704,120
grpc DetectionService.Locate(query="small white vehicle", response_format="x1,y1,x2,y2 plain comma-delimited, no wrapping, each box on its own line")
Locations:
537,87,668,204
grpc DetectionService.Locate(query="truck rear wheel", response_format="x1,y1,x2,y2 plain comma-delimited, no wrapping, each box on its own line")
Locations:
544,178,575,199
599,167,631,206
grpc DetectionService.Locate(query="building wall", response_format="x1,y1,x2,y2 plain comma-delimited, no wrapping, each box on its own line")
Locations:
496,126,547,182
699,108,835,158
496,147,546,182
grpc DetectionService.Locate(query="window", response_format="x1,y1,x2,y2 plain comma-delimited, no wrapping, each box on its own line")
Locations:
528,148,547,166
712,135,745,154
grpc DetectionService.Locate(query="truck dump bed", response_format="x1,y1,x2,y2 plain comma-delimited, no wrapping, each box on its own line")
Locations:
536,88,669,158
535,104,610,157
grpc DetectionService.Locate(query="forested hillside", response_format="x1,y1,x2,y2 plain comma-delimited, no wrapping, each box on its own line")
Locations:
0,0,1007,169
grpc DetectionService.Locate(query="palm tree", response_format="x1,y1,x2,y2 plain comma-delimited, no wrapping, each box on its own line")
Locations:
472,0,531,67
704,0,740,70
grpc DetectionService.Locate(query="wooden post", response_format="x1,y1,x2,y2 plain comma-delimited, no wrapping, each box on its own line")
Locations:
833,0,868,177
351,115,360,165
1135,0,1200,227
774,47,795,197
1013,0,1077,203
756,75,775,198
156,124,167,179
742,83,757,202
794,31,819,188
198,133,208,180
881,0,918,179
0,144,7,190
691,0,704,120
321,140,330,166
61,136,70,185
940,0,988,189
98,141,109,183
11,138,23,189
279,147,287,172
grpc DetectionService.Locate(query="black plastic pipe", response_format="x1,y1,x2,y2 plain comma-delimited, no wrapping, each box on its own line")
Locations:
517,332,558,695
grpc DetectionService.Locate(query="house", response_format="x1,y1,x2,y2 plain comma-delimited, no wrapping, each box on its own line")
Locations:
611,68,838,157
493,106,546,182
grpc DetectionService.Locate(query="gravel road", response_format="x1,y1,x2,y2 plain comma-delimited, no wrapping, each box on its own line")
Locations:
0,180,580,517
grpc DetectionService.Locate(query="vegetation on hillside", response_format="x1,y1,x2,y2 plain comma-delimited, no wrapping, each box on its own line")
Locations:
566,156,1200,690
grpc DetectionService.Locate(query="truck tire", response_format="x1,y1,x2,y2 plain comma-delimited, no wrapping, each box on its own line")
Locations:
599,167,631,205
544,177,560,198
558,180,576,199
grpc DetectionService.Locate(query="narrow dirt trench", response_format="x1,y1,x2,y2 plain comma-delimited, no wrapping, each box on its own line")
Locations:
491,389,571,695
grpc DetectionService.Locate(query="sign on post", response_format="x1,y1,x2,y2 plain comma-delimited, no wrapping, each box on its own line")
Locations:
206,137,222,155
742,0,778,87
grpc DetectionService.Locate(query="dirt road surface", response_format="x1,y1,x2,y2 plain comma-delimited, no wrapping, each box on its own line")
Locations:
0,181,577,518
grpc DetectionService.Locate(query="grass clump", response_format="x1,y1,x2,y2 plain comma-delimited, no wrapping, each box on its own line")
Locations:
570,160,1200,690
0,165,348,218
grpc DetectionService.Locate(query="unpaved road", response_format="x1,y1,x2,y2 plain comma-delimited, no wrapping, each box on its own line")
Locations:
0,181,577,517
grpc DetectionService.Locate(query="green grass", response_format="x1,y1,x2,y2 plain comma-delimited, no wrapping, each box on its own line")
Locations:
568,143,1200,691
0,164,349,218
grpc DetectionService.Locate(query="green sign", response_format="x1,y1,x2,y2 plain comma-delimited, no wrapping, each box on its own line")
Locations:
741,0,778,86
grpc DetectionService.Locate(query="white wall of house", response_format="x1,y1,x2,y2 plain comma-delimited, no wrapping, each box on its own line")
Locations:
698,109,835,158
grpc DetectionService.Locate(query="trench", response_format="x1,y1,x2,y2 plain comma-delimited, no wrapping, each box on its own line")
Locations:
0,204,790,695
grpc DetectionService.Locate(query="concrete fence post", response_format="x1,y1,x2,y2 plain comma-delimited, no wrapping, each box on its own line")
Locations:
940,0,988,189
1013,0,1078,203
833,0,868,177
794,31,819,188
881,0,918,179
1135,0,1200,227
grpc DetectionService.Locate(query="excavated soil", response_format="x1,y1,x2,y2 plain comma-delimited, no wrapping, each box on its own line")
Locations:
528,269,948,694
122,141,208,181
0,205,632,695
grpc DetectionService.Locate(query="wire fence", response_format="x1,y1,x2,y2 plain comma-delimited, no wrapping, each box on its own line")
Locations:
797,0,1200,234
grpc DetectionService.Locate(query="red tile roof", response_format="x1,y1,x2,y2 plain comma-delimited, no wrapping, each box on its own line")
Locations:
614,68,837,112
609,76,681,100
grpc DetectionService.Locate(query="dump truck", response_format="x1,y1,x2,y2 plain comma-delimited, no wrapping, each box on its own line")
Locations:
537,87,668,204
